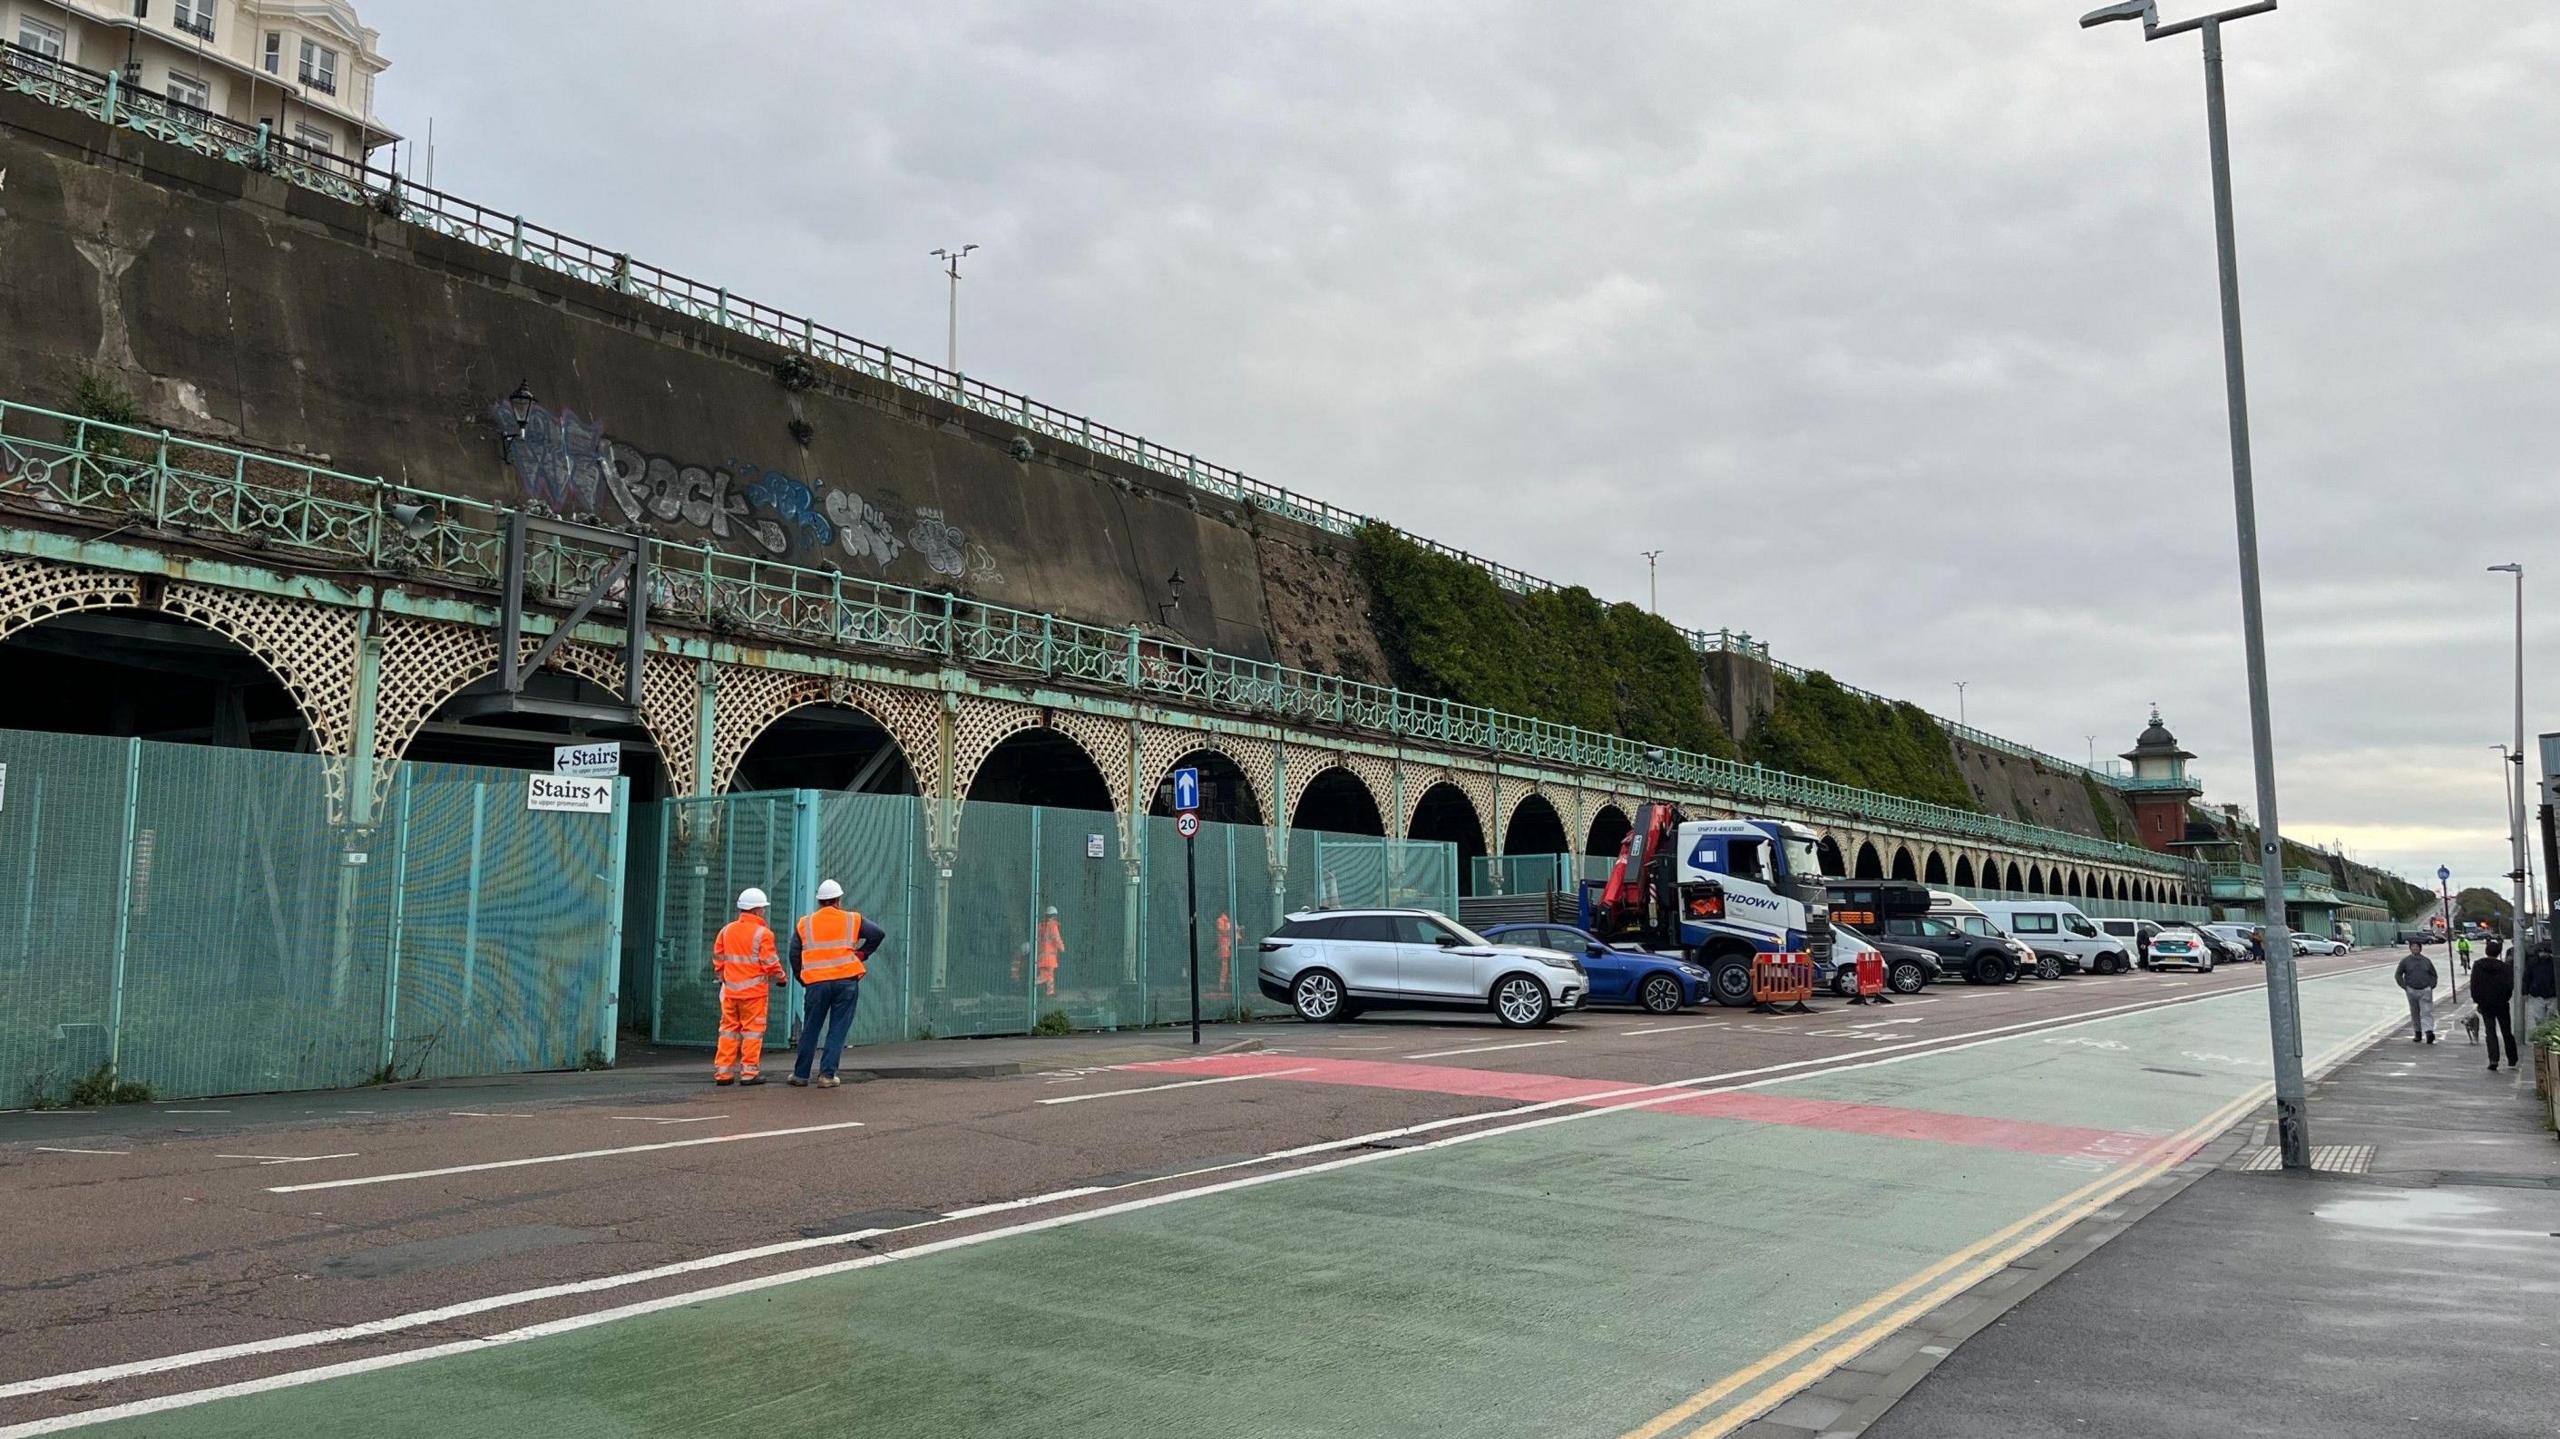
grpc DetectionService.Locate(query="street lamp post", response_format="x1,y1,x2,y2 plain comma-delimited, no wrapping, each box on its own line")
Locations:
2083,0,2309,1168
1953,681,1968,728
930,244,979,373
1641,550,1664,614
2490,563,2527,1043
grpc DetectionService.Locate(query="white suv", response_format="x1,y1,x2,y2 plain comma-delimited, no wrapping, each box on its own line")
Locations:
1257,909,1587,1027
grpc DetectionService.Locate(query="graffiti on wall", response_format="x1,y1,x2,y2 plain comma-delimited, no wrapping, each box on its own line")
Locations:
494,399,1001,587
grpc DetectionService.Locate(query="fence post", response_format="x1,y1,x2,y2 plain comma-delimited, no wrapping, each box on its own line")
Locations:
378,772,414,1074
510,215,525,260
105,739,142,1075
600,777,630,1064
785,788,819,1048
461,782,485,1008
1026,807,1043,1033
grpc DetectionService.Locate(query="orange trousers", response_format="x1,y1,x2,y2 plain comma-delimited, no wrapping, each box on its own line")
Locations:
714,992,770,1080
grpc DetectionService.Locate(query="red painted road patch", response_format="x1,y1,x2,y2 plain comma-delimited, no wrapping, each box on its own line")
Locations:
1125,1054,2135,1160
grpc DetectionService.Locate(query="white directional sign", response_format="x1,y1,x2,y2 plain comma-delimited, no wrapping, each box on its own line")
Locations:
1170,766,1201,814
553,741,622,778
527,774,615,814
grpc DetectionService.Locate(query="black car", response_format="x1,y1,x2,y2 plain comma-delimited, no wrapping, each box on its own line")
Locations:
1831,927,1942,995
1867,912,2016,986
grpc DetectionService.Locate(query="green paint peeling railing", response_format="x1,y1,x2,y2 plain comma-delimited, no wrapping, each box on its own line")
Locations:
0,41,2136,795
0,397,2193,877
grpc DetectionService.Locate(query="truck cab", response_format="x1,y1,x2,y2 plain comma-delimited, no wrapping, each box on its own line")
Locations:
1583,805,1833,1007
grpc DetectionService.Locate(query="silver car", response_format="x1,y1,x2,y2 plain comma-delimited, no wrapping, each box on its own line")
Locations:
1256,909,1587,1027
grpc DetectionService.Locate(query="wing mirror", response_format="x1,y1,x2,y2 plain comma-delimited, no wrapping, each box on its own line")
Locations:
1435,934,1462,947
1587,943,1607,957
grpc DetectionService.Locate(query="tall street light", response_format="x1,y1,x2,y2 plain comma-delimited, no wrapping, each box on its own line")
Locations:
2082,0,2309,1168
1953,681,1968,728
2490,562,2527,1041
1641,550,1665,613
931,244,979,373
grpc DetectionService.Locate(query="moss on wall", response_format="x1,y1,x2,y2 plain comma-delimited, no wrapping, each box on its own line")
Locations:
1742,670,1979,811
1355,523,1734,757
2082,773,2129,844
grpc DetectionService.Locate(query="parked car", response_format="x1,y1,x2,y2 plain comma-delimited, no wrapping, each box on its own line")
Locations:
2204,923,2266,962
1258,909,1587,1026
2093,917,2161,959
2287,930,2347,956
2146,929,2216,972
1479,922,1710,1014
1972,900,2137,976
1829,925,1941,995
1930,892,2034,980
2160,921,2246,966
1870,911,2017,986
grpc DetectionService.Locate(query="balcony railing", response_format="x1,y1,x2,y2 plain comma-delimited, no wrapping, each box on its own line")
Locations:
174,14,215,40
0,40,2155,799
0,396,2202,876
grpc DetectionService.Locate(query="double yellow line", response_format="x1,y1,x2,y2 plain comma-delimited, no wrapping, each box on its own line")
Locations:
1619,1011,2401,1439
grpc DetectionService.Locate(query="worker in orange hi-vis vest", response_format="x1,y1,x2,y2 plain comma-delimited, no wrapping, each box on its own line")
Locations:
1036,906,1065,997
1215,912,1236,992
710,887,785,1086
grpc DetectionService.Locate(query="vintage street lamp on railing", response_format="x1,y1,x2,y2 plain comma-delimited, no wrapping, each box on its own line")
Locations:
500,381,536,461
1156,568,1186,626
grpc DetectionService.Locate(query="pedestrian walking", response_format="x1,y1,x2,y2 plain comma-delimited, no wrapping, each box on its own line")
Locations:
789,879,885,1089
1036,906,1065,998
2471,942,2518,1072
1214,911,1235,993
2525,942,2557,1036
2395,937,2439,1044
712,888,785,1086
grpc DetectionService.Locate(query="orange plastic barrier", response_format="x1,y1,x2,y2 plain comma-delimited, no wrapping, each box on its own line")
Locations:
1846,951,1892,1006
1751,951,1816,1014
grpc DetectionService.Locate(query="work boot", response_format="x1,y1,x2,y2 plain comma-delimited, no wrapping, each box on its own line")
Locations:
787,1077,809,1087
739,1075,766,1087
714,1077,735,1086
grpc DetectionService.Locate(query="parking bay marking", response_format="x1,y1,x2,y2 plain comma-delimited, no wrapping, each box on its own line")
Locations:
4,965,2397,1421
261,1122,867,1193
216,1154,359,1166
30,1147,128,1156
1036,1068,1319,1106
1401,1038,1570,1060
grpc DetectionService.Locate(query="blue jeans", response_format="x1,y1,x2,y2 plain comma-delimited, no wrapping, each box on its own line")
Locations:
793,978,862,1080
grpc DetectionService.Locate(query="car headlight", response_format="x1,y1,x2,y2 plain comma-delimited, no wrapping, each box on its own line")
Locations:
1678,964,1710,979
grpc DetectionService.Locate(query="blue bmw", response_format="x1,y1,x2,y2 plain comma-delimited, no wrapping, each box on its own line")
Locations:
1479,923,1712,1014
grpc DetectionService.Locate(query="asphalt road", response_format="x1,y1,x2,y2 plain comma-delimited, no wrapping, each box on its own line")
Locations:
0,950,2412,1437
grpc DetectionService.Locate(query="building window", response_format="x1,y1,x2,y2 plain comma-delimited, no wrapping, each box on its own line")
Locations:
263,32,282,74
15,16,68,60
164,70,209,112
297,39,338,95
173,0,214,41
294,123,333,155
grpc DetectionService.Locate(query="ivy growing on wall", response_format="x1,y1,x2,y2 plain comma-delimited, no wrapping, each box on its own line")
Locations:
1741,670,1979,811
1355,523,1735,758
2082,773,2130,845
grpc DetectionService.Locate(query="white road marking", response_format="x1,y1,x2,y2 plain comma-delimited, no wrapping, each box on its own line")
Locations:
0,963,2399,1423
262,1122,867,1193
214,1154,359,1166
942,1185,1110,1219
29,1147,127,1156
446,1111,540,1119
1035,1068,1318,1106
1624,1023,1719,1036
609,1114,728,1125
161,1110,231,1115
1401,1038,1570,1060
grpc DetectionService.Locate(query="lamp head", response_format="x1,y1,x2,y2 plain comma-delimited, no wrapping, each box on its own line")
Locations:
2487,562,2523,574
2079,0,2156,27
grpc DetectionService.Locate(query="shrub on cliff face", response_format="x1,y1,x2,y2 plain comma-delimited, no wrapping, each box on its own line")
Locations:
1355,523,1733,757
1743,670,1978,811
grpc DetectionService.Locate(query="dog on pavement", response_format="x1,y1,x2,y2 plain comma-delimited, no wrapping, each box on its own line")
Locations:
2462,1013,2482,1044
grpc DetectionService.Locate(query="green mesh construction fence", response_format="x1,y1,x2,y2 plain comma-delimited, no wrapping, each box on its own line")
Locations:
0,730,627,1106
644,792,1458,1048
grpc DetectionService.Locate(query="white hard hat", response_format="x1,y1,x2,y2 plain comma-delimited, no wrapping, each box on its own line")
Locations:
737,887,769,910
815,879,845,902
1044,906,1060,917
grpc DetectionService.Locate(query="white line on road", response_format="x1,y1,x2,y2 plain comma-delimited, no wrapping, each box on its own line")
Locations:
215,1154,359,1166
1402,1039,1570,1060
29,1147,128,1156
942,1185,1111,1220
446,1111,540,1119
1624,1023,1720,1036
610,1114,729,1124
262,1122,867,1193
1035,1068,1318,1106
2,962,2398,1424
161,1110,230,1115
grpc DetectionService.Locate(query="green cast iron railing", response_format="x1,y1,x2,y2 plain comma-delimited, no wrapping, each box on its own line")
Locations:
0,40,2139,795
0,397,2196,877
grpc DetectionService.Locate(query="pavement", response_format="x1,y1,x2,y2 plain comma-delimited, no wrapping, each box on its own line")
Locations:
1858,986,2560,1439
0,950,2446,1437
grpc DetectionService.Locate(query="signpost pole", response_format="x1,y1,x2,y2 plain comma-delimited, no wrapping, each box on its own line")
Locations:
1172,766,1203,1046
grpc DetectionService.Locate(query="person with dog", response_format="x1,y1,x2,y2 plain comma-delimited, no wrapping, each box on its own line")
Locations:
2470,939,2517,1072
2395,936,2439,1045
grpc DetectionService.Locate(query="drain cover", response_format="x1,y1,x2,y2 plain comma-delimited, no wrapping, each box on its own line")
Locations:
2234,1144,2375,1174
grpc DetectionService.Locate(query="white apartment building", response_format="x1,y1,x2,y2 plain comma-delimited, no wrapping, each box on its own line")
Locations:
5,0,394,163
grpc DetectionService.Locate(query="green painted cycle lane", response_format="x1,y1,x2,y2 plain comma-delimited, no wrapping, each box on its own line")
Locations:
42,970,2410,1439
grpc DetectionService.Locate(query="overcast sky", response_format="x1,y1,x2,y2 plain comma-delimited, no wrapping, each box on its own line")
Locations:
367,1,2559,892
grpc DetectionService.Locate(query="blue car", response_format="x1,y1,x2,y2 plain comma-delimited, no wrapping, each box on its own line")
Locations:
1480,923,1713,1014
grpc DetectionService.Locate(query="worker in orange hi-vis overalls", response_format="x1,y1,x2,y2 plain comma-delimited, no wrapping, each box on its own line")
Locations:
710,887,785,1086
1215,912,1236,992
1036,906,1065,997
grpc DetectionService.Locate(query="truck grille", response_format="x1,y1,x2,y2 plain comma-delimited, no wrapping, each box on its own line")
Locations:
1805,912,1833,969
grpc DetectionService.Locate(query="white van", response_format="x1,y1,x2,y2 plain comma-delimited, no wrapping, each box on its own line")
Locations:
2092,917,2160,967
1930,891,2037,980
1973,899,2137,976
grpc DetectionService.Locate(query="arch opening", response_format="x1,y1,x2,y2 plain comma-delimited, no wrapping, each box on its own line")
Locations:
730,703,914,797
1853,841,1884,880
1408,781,1489,896
1889,846,1918,882
965,728,1113,811
1585,804,1633,861
1816,836,1847,878
1503,793,1571,859
2005,861,2025,893
1146,748,1263,826
2027,866,2047,895
0,610,313,752
1292,767,1386,837
1953,855,1977,889
1923,851,1949,885
407,664,669,801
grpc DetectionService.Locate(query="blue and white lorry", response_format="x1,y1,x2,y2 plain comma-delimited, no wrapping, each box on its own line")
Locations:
1581,803,1834,1007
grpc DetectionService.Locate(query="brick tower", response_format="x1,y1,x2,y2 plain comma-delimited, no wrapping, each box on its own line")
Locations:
2121,707,2201,854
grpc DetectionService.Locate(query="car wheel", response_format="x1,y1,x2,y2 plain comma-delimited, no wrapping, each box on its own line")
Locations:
1889,960,1928,994
1831,969,1855,997
2036,954,2063,981
1639,972,1685,1014
1291,970,1347,1023
1492,973,1553,1028
1973,952,2012,985
1707,953,1757,1008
